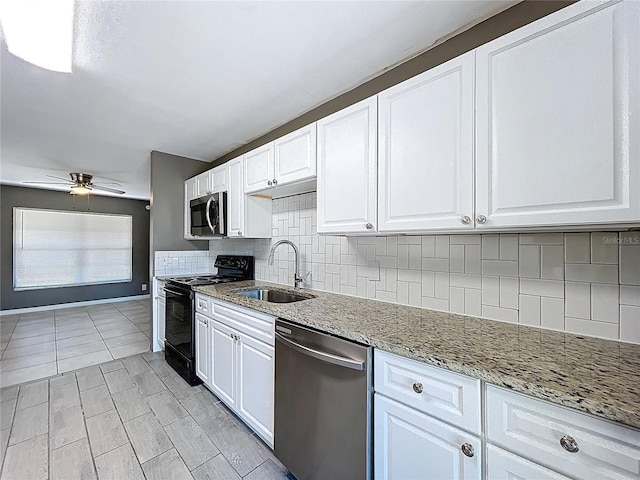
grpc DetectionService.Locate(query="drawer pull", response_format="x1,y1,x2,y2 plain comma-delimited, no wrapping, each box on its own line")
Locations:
560,435,579,453
461,443,474,458
412,382,423,394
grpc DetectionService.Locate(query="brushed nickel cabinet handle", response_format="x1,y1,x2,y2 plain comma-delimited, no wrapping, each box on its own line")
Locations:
412,382,423,394
267,180,273,186
461,443,474,458
273,179,278,185
366,223,373,230
461,216,471,225
476,215,487,224
560,435,579,453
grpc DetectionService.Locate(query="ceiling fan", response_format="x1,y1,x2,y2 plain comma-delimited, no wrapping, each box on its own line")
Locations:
23,173,125,195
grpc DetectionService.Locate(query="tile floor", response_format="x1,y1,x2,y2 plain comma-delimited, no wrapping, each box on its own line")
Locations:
0,300,152,388
0,351,289,480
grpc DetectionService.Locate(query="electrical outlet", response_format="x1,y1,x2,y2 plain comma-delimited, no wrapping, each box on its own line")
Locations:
367,260,380,281
142,283,147,291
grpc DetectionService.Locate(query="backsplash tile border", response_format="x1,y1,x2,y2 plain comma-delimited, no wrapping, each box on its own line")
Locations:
208,192,640,345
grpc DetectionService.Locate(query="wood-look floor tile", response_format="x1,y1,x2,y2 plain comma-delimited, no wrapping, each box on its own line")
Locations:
50,405,86,450
141,448,193,480
1,433,48,480
0,349,56,372
55,319,93,333
123,411,172,464
244,459,288,480
10,325,55,339
5,333,55,349
147,358,176,378
0,385,18,401
0,397,17,430
0,428,10,471
191,454,241,480
94,442,145,480
97,323,141,339
162,372,203,399
49,372,77,389
99,360,125,374
57,340,108,360
132,370,166,397
55,326,99,341
16,380,48,410
0,362,57,389
86,409,128,457
76,366,105,391
109,341,150,360
163,416,219,470
50,381,80,413
145,390,188,426
1,342,55,361
123,354,152,376
103,369,135,395
9,402,48,445
111,387,149,422
80,385,115,418
141,351,165,362
58,349,114,373
55,333,103,349
104,332,148,349
180,392,230,428
51,437,96,480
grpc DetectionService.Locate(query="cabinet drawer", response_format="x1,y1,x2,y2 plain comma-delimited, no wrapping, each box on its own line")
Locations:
486,385,640,480
374,350,481,434
211,299,275,345
487,445,570,480
195,294,210,314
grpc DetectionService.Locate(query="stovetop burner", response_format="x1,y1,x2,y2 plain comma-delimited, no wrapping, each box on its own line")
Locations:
164,255,254,289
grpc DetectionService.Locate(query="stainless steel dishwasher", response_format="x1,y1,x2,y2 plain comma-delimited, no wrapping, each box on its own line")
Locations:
274,319,372,480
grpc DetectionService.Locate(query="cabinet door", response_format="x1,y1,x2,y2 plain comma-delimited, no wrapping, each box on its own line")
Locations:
374,394,481,480
209,320,237,408
317,98,377,234
195,313,210,385
236,333,274,448
227,156,245,237
487,445,571,480
245,143,274,193
184,179,197,238
274,124,316,186
154,286,166,352
209,164,227,193
378,52,475,232
475,0,640,228
195,171,210,197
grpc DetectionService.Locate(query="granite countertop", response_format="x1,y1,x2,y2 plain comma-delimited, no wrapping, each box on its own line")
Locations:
194,280,640,430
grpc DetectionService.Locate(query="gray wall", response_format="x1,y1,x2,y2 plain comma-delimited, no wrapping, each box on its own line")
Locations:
212,0,574,167
0,184,150,310
149,150,210,257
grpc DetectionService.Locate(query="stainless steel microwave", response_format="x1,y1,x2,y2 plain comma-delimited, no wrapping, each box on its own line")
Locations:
190,192,226,237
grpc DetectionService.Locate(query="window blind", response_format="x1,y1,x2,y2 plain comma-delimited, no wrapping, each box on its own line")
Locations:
13,208,133,290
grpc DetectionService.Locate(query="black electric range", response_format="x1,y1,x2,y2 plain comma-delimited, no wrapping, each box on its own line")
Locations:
164,255,254,385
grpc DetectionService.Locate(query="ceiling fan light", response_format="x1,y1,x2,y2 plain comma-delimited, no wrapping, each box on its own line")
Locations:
70,185,91,195
0,0,74,73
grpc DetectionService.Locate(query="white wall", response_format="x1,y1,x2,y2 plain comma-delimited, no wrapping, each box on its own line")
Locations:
209,192,640,344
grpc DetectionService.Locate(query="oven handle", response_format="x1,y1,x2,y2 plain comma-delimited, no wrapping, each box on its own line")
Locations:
163,287,186,297
275,332,365,371
205,196,215,234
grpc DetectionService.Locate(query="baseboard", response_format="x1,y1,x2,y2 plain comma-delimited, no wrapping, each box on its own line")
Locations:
0,294,151,316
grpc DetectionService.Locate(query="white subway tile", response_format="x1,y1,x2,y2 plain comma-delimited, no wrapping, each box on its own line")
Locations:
435,273,450,299
356,277,366,297
449,287,465,314
620,245,640,285
450,245,465,273
499,234,519,261
620,305,640,344
421,236,435,257
590,233,618,264
435,236,450,258
565,263,618,284
386,268,398,293
397,245,409,269
620,286,640,306
499,277,519,309
565,317,618,340
482,305,519,323
482,276,500,307
408,282,422,307
540,245,564,280
422,258,449,272
519,245,541,279
520,278,564,299
519,295,541,326
450,273,482,290
340,286,357,296
421,297,449,311
450,235,481,245
519,233,563,245
565,233,590,263
378,256,397,268
340,254,356,266
357,236,375,246
398,236,421,245
326,263,340,275
465,245,482,274
422,271,435,297
376,237,387,256
386,237,398,257
397,282,409,305
465,289,482,316
398,269,421,283
591,283,619,323
376,291,397,303
482,235,500,260
408,245,422,270
482,260,518,277
541,297,565,331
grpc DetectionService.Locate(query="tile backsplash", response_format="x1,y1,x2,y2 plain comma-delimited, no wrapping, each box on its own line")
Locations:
209,192,640,344
154,250,213,276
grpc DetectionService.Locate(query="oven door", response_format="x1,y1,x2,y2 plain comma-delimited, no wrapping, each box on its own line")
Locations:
190,192,226,236
164,284,194,359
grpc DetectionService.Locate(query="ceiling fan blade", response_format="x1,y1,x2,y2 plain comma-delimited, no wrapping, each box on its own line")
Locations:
90,184,125,195
46,174,73,182
22,181,73,185
94,182,123,187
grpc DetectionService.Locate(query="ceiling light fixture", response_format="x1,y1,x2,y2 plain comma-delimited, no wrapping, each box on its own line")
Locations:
70,185,91,195
0,0,74,73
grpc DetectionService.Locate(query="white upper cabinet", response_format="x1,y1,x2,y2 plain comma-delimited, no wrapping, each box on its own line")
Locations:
274,123,317,186
475,0,640,229
317,97,377,234
195,171,210,198
227,156,272,238
244,143,274,193
209,163,227,193
378,51,475,232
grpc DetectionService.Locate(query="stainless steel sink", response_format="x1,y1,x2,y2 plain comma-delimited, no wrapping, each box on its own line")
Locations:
232,288,314,303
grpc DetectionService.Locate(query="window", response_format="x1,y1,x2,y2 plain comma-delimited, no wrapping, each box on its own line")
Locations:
13,207,132,290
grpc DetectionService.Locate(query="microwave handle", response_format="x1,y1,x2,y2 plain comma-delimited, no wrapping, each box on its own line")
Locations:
218,193,225,235
205,196,215,234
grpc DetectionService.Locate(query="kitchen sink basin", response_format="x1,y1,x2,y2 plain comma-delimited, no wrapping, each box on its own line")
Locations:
232,288,315,303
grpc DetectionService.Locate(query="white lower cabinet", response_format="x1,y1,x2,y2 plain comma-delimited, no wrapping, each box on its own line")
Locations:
152,278,166,352
374,394,481,480
487,445,570,480
194,296,275,448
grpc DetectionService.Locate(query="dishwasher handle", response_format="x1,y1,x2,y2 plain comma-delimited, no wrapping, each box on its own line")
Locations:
275,332,365,371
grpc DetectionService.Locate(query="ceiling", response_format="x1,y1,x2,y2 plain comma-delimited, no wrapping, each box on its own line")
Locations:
1,1,516,200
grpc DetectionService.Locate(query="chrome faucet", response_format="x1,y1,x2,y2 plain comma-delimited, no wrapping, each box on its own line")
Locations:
268,239,303,290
